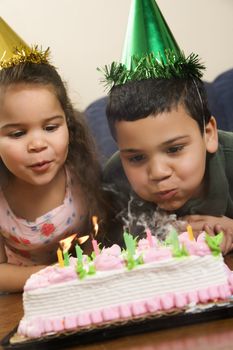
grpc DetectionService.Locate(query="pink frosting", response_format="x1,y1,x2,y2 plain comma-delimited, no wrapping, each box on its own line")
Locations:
143,247,172,263
132,301,147,316
178,231,211,256
52,318,64,332
90,309,102,324
119,304,132,318
94,244,124,271
77,313,91,327
102,306,120,321
160,293,174,310
64,315,77,330
146,297,161,312
187,290,199,304
137,237,158,251
24,260,78,291
43,318,53,333
101,244,122,256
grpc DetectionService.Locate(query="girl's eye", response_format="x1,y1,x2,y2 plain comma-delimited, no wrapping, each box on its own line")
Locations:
128,154,146,163
9,130,25,138
167,145,184,154
44,124,59,132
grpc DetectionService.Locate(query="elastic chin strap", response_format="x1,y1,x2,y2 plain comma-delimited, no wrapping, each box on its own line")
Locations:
192,78,206,136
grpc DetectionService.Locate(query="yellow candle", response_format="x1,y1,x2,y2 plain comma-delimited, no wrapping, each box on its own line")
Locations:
57,248,64,267
187,224,194,241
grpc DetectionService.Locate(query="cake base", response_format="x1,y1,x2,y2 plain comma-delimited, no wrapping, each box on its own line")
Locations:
2,301,233,350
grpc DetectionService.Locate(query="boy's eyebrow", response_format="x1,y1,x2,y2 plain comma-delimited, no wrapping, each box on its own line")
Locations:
120,135,189,153
0,115,64,130
120,148,141,153
161,135,189,145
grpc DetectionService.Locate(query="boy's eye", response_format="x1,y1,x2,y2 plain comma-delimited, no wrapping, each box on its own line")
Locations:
44,124,59,132
128,154,146,163
8,130,25,138
167,145,184,154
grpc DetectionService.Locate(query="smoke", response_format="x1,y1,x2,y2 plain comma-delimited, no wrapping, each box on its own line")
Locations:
114,192,186,241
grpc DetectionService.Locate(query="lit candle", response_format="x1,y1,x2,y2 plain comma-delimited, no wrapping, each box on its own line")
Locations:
63,251,70,266
187,224,194,241
57,248,64,267
75,244,83,263
92,239,100,255
146,228,153,247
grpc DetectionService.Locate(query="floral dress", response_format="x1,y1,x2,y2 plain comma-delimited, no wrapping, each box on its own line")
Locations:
0,169,86,266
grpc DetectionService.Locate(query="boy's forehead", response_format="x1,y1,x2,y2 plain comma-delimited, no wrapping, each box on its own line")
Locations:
115,106,200,147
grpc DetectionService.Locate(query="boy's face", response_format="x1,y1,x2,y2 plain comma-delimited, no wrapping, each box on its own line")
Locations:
115,104,218,212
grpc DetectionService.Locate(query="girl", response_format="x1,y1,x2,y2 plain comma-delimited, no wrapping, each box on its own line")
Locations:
0,47,109,292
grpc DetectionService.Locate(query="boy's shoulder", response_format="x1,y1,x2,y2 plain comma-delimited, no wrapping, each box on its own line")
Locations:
217,130,233,178
218,130,233,150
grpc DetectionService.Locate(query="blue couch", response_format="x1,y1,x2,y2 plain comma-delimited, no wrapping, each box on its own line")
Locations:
85,69,233,165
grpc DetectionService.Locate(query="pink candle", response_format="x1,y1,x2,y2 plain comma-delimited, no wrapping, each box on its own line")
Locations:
146,228,153,247
92,239,100,255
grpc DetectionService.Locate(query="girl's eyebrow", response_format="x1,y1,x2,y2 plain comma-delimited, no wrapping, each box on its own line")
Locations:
0,115,64,130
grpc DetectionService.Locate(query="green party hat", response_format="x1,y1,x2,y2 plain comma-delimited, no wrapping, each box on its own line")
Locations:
0,17,29,61
99,0,205,90
122,0,180,69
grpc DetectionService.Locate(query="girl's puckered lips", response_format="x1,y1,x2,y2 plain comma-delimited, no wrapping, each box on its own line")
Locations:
29,160,53,172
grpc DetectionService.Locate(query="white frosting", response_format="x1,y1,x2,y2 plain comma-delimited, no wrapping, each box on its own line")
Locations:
22,255,226,320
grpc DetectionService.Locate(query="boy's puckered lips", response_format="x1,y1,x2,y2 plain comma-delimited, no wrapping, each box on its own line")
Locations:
154,189,178,201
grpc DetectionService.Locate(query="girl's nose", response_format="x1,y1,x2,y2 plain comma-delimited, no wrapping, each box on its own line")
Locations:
148,157,172,181
28,138,47,153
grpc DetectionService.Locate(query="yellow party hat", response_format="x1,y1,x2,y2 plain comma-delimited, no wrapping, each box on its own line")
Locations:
0,17,29,61
0,18,50,70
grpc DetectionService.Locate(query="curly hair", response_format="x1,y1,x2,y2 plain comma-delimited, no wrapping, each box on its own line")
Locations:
0,62,111,242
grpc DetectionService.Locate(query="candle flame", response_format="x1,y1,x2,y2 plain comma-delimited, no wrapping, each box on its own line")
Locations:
92,216,99,237
77,235,90,244
60,233,77,252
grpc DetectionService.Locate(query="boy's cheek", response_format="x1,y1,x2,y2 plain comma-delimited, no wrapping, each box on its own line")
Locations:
127,175,149,198
124,168,143,187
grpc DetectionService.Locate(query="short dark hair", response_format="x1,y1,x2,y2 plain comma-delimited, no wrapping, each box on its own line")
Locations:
106,78,211,138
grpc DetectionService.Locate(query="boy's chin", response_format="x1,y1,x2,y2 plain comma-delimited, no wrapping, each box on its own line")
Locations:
154,201,184,212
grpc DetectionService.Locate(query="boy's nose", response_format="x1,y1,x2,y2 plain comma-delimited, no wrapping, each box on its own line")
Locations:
148,157,172,181
28,138,47,153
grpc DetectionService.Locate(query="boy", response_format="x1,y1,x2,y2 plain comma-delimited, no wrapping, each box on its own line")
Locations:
101,0,233,254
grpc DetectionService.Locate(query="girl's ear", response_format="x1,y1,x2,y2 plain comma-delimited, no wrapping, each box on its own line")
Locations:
205,116,218,153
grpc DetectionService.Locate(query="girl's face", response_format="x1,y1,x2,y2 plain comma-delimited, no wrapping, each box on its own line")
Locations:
115,104,218,212
0,83,69,186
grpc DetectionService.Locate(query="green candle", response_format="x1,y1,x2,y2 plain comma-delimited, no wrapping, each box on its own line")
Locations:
75,244,83,263
63,251,70,266
123,232,136,256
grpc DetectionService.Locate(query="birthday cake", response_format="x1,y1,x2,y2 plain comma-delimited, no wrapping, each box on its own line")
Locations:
13,230,233,342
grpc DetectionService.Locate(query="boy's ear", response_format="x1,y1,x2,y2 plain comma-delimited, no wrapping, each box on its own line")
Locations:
205,116,218,153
